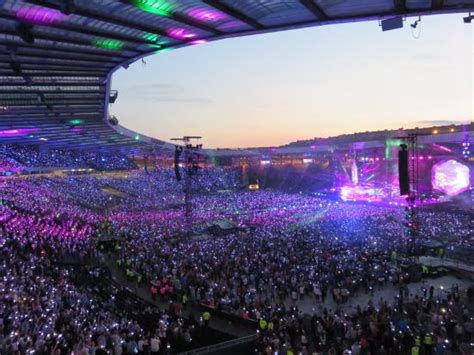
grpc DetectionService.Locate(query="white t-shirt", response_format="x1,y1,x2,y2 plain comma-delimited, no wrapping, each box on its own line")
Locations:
150,338,160,353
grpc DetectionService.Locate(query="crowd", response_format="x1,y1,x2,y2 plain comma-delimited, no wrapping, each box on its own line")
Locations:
0,144,136,171
0,145,472,354
257,285,473,354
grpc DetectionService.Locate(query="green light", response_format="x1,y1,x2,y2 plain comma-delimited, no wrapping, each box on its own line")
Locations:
132,0,172,16
135,135,140,140
144,33,160,42
147,44,162,49
385,139,402,159
94,39,123,50
155,47,172,54
69,119,83,125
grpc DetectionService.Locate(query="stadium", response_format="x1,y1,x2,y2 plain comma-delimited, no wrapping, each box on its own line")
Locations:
0,0,473,354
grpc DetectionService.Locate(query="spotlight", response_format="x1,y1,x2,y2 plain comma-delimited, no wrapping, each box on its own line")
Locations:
464,13,474,23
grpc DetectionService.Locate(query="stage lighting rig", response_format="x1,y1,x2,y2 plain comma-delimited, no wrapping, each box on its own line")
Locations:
170,136,203,233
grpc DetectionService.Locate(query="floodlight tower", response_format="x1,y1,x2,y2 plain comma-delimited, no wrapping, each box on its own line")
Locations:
170,136,203,234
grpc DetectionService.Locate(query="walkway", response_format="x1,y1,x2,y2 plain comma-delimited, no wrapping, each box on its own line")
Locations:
102,253,257,338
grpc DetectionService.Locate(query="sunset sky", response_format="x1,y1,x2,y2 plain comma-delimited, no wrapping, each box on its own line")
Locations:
111,14,473,148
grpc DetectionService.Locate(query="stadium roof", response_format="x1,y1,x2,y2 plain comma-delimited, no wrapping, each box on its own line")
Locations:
0,0,472,151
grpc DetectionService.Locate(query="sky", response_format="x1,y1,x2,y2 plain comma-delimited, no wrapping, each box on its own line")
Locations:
110,14,473,149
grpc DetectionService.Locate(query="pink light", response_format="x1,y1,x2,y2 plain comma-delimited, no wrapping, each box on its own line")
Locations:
340,185,386,202
432,143,453,153
190,39,207,45
0,128,38,137
16,5,67,25
187,8,227,22
432,160,470,196
167,28,197,40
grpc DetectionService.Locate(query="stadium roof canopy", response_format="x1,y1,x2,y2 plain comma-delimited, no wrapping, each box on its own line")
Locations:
0,0,472,151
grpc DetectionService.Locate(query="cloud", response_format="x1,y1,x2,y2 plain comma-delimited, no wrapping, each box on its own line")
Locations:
124,84,212,103
415,119,470,125
411,54,434,61
144,96,213,104
126,83,176,91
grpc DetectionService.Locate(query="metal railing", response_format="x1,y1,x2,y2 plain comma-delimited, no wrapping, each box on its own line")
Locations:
178,334,257,355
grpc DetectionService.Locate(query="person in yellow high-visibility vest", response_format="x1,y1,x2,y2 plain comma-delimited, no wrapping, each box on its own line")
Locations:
182,294,188,310
414,335,421,347
421,265,429,274
203,311,211,327
411,345,420,355
423,333,433,355
259,318,267,331
391,250,397,261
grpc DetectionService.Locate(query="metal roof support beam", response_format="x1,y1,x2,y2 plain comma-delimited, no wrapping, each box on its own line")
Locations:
300,0,328,20
0,97,103,102
202,0,264,29
0,90,104,95
0,83,105,88
0,108,102,115
0,72,107,77
2,49,122,63
0,61,111,71
0,103,104,108
0,37,133,59
0,12,154,48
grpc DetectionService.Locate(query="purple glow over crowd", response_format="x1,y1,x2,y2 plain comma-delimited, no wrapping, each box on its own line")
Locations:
0,136,473,354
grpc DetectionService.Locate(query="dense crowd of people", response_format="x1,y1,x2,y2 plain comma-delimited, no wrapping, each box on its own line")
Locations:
0,144,472,354
0,145,136,171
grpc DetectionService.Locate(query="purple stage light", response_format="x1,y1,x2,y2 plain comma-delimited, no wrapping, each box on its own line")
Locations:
0,128,39,137
167,28,197,40
187,8,227,22
432,160,470,196
340,185,385,202
16,5,67,25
